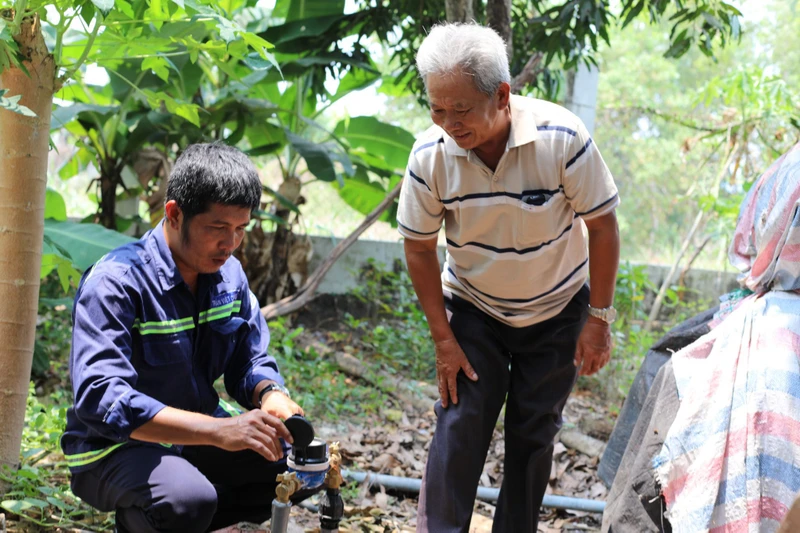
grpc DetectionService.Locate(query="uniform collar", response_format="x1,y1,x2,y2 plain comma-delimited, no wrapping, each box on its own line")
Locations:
442,94,539,156
149,219,225,292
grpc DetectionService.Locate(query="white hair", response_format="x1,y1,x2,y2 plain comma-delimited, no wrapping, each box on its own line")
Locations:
416,23,511,97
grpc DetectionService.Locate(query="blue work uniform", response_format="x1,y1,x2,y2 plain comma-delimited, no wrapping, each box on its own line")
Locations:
61,221,288,533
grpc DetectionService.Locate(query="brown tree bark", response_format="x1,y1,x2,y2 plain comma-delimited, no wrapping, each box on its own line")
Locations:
98,163,121,230
0,13,55,494
486,0,512,59
445,0,473,22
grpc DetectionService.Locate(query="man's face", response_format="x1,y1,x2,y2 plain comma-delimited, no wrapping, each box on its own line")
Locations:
173,202,251,275
427,70,506,151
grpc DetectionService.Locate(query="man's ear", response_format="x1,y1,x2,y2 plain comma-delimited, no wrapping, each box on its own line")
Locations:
496,81,511,109
164,200,182,230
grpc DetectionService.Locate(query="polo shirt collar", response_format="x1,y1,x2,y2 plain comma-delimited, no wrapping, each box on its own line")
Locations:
443,134,469,156
507,94,539,148
442,94,539,156
149,219,225,292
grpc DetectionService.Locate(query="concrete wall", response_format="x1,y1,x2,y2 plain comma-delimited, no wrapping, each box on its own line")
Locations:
307,235,740,304
565,63,600,136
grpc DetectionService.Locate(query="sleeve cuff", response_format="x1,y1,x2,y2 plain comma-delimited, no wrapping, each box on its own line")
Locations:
576,193,619,220
102,390,167,442
397,221,441,240
241,368,285,409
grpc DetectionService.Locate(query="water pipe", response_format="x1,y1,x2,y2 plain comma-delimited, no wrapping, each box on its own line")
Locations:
271,472,302,533
335,469,606,514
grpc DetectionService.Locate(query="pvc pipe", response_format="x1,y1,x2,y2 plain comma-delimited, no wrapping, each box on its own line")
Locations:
340,469,606,514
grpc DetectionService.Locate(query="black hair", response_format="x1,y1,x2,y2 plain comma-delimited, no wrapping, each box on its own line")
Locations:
166,143,262,221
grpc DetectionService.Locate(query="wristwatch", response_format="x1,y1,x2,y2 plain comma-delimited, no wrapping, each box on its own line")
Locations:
258,383,291,406
588,305,617,325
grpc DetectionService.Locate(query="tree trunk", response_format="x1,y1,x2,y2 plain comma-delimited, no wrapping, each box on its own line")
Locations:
98,165,119,230
445,0,473,22
0,13,55,495
486,0,512,59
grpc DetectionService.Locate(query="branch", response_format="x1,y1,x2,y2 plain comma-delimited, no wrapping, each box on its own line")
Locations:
677,235,711,287
604,104,766,135
261,179,403,320
645,140,738,330
645,209,705,331
510,52,544,93
58,14,102,84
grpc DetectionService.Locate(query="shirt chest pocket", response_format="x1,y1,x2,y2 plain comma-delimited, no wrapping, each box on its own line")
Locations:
140,333,193,367
514,193,569,246
207,316,247,336
200,316,247,377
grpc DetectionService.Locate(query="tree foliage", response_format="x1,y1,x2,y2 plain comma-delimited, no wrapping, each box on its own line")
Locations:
351,0,742,103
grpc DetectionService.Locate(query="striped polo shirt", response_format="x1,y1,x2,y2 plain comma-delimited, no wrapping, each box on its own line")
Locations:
397,94,619,327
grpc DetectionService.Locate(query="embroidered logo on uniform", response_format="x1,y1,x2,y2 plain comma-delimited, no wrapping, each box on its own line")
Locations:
211,290,239,308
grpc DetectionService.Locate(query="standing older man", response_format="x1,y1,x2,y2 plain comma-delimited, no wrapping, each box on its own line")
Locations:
397,23,620,531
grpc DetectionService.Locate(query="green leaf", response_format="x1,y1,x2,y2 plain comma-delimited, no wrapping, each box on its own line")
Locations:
334,116,415,171
57,146,94,180
22,497,48,509
253,209,289,225
664,35,692,59
621,0,645,28
46,496,69,511
0,19,9,42
286,132,336,182
40,253,80,290
50,103,117,130
702,12,724,32
144,0,170,29
1,500,36,514
276,0,344,21
327,67,380,105
140,89,201,127
719,1,743,17
336,167,393,220
142,56,172,82
263,185,300,213
44,188,67,221
116,0,135,17
216,16,238,43
260,13,347,46
244,142,281,156
43,220,136,271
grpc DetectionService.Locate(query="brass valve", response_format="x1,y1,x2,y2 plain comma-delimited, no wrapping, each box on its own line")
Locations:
275,472,302,504
324,441,344,490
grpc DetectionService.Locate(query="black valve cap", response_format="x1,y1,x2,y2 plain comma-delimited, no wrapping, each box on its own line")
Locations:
284,414,315,448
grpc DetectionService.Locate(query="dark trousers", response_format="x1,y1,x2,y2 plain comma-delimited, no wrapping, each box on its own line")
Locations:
417,286,589,532
70,443,287,533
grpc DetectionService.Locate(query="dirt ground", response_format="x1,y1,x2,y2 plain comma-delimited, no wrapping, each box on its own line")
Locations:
277,387,612,533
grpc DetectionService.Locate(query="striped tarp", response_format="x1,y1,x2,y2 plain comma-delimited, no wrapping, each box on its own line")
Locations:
654,143,800,533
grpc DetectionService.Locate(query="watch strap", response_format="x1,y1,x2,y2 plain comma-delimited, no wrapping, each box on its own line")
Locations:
258,383,291,406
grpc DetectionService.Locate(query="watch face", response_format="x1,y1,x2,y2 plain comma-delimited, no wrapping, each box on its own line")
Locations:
607,307,617,322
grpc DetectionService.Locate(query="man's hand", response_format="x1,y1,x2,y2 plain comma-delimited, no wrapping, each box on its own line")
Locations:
435,338,478,408
574,317,612,376
260,391,303,421
212,409,293,461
